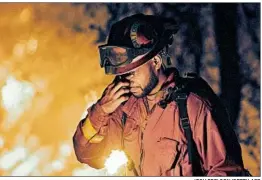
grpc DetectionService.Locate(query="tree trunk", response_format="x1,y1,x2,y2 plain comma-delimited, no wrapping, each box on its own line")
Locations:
213,3,241,127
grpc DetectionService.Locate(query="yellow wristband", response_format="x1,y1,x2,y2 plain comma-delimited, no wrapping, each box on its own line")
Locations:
82,118,104,143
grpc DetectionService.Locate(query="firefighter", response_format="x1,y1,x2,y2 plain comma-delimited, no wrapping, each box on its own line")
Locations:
73,14,248,176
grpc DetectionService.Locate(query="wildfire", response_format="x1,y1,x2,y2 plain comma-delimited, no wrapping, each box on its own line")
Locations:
104,150,128,175
1,75,35,129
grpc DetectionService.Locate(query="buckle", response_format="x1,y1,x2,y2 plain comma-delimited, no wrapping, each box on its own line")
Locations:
176,93,188,100
180,117,190,128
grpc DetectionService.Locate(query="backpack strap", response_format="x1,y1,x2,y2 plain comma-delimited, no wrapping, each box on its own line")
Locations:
159,80,195,163
173,92,194,164
158,74,203,175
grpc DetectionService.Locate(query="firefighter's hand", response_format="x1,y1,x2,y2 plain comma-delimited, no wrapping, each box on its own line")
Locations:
98,80,130,114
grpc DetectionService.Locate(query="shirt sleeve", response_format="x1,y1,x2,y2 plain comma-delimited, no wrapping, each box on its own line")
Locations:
72,102,112,169
87,102,110,135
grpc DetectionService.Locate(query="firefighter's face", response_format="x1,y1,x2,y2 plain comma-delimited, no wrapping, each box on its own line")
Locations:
124,58,159,98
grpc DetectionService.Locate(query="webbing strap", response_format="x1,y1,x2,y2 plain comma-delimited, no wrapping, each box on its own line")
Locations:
174,93,194,164
174,92,205,176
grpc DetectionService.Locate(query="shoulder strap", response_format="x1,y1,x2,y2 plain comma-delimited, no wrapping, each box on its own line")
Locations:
159,73,203,175
173,88,204,176
173,92,194,163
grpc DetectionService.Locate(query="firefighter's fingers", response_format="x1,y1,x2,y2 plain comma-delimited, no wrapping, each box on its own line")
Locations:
102,88,110,97
113,88,130,100
107,81,115,90
103,80,117,96
110,82,130,95
114,95,129,105
104,83,115,95
101,88,108,97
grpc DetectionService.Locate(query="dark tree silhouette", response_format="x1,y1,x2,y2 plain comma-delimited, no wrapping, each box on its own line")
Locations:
162,4,203,74
213,3,241,127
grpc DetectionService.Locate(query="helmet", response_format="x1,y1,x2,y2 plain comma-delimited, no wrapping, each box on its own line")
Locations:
98,13,179,75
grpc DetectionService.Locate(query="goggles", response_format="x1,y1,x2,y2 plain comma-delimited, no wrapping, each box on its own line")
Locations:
99,45,151,67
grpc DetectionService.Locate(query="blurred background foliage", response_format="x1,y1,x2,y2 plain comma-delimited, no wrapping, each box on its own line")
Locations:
0,3,259,176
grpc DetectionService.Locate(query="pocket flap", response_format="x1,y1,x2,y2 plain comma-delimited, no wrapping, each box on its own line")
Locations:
157,137,183,170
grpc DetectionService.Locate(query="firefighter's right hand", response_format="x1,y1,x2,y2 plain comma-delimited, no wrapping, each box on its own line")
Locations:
98,80,130,114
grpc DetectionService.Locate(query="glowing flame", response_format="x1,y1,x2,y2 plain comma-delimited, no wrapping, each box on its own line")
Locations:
26,38,38,54
13,43,26,57
104,150,128,175
20,8,32,23
0,136,4,148
1,76,35,128
0,146,28,170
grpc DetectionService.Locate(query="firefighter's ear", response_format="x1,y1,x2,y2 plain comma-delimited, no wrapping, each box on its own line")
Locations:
152,55,162,71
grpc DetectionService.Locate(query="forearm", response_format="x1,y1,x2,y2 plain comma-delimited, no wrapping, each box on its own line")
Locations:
73,119,108,169
73,100,124,169
72,102,112,168
87,102,110,134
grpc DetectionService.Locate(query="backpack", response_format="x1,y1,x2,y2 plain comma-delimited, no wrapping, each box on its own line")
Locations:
157,72,252,176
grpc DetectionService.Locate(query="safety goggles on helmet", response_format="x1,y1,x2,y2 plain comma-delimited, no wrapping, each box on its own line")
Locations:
99,45,151,67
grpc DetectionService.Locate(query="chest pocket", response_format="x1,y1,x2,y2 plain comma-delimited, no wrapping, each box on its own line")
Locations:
157,137,186,176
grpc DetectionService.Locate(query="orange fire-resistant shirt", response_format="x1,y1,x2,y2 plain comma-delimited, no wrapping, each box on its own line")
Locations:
73,72,246,176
